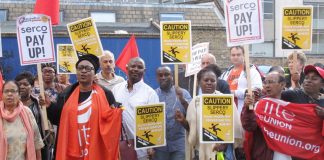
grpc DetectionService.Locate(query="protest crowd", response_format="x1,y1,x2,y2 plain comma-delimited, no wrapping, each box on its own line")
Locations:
1,45,323,160
1,1,324,160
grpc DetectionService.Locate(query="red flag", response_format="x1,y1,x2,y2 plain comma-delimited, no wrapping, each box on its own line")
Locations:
115,35,140,73
33,0,60,25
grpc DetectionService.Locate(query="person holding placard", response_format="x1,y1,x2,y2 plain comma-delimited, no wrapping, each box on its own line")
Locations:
242,68,324,160
15,71,51,160
154,66,192,160
220,46,262,113
112,57,159,160
176,64,243,160
33,63,67,103
285,52,307,90
242,72,287,160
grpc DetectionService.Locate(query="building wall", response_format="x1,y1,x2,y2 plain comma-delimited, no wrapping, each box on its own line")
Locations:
0,2,221,27
0,1,323,70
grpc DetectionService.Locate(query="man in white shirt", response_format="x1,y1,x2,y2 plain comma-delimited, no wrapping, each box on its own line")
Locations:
220,46,262,113
112,57,159,160
96,50,125,90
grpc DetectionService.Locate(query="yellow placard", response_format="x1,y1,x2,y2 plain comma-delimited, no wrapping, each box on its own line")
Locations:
200,94,234,143
282,6,313,50
135,103,165,150
160,21,192,64
57,44,78,74
67,17,103,57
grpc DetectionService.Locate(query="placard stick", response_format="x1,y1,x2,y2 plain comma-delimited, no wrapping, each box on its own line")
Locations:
174,64,179,87
243,45,253,110
37,64,49,130
192,73,197,97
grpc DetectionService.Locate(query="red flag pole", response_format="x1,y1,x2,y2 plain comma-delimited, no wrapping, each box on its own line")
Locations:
33,0,59,130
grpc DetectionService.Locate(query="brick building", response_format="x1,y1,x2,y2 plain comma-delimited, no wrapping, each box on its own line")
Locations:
1,0,323,67
0,0,323,93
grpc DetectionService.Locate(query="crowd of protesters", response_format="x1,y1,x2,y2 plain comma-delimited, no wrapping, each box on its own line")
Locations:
0,46,323,160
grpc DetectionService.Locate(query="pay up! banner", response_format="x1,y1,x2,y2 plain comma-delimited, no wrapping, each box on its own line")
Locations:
17,14,55,65
224,0,264,46
135,103,166,150
67,17,103,57
200,94,234,143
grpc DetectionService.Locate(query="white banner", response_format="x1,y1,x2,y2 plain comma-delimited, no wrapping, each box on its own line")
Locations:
224,0,264,47
16,14,55,65
185,42,209,77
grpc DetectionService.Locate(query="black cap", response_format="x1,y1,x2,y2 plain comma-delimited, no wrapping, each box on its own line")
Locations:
76,54,99,73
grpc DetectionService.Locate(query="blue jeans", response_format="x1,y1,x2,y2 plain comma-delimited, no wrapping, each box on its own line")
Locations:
224,144,234,160
153,150,185,160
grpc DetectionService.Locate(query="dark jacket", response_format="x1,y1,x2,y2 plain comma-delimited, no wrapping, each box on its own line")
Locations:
29,96,50,160
217,79,231,94
241,103,273,160
281,89,324,106
46,82,116,158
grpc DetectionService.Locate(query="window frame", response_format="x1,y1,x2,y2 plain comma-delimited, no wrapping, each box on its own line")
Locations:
90,11,116,23
0,9,8,23
159,12,185,21
262,0,273,20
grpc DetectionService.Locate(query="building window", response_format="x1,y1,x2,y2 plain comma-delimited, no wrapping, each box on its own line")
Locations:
147,0,159,3
305,3,324,29
304,2,324,55
0,10,8,23
60,11,64,22
160,13,184,21
250,42,274,57
263,0,273,19
134,0,146,3
90,12,116,23
310,32,324,55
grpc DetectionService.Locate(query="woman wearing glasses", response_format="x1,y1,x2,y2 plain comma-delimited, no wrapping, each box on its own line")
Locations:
42,54,120,160
0,81,44,160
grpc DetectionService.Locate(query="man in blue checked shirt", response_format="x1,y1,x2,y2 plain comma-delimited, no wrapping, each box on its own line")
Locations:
153,66,192,160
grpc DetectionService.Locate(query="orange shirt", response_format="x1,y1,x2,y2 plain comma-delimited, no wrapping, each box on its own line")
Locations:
227,66,243,91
